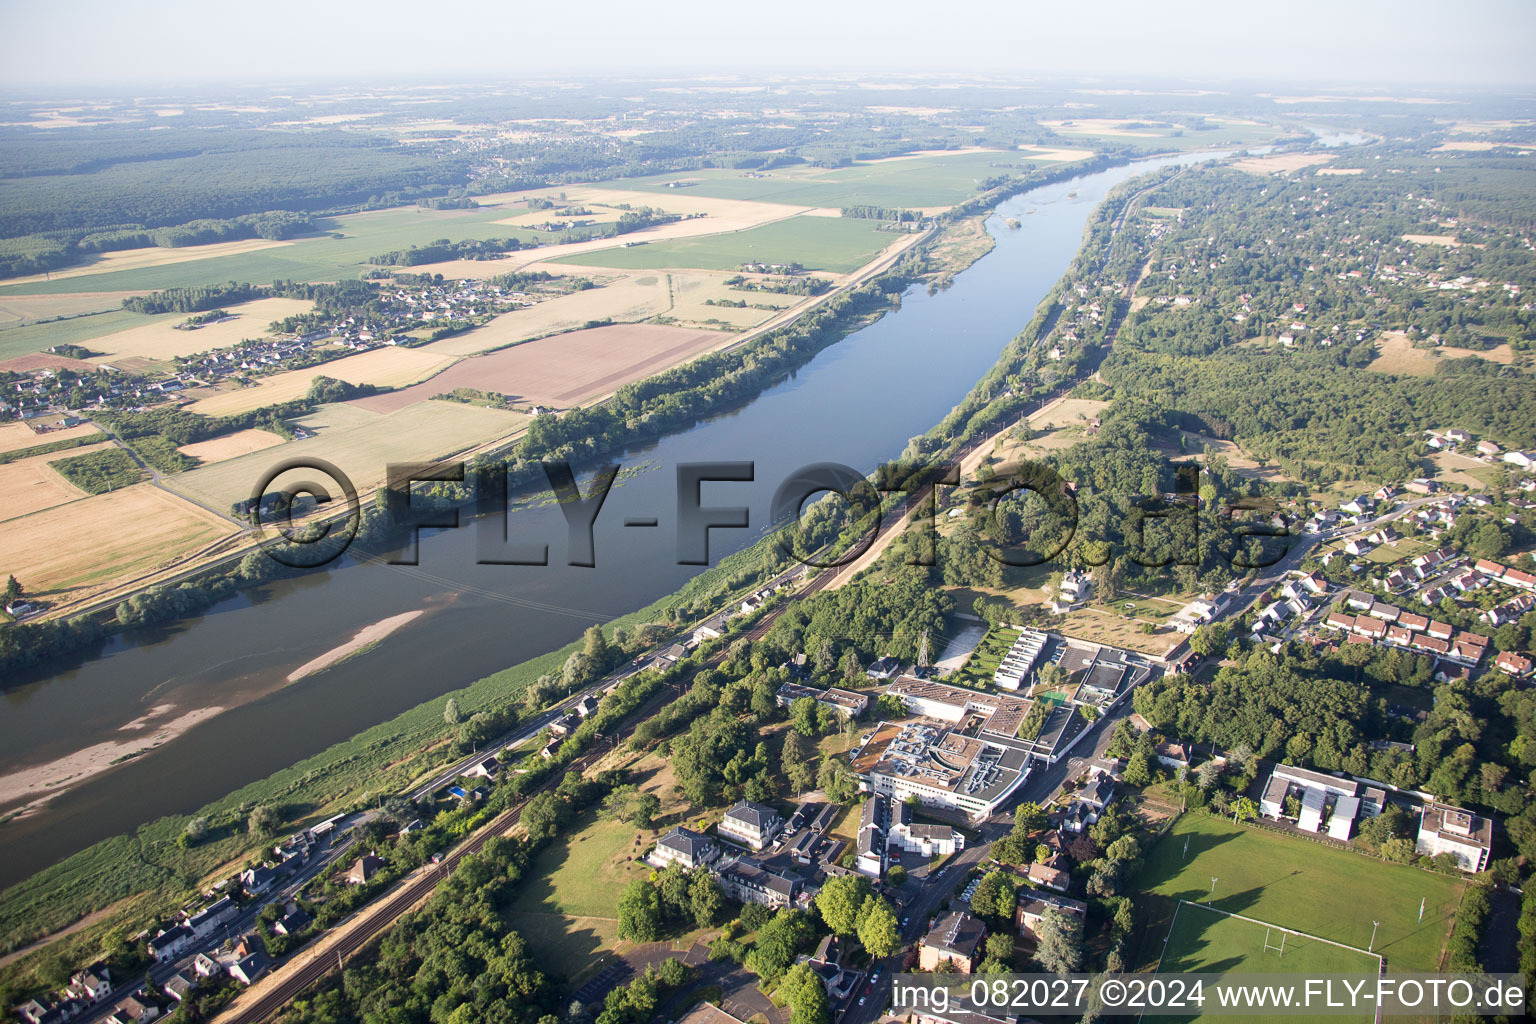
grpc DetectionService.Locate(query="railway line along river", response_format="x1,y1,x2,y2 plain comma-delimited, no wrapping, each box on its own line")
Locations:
0,150,1223,888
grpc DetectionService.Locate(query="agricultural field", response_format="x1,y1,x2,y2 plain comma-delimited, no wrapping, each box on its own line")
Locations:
0,205,549,299
1026,396,1110,430
0,292,136,329
611,148,1090,209
548,214,900,274
1430,451,1499,489
182,346,460,417
0,421,99,455
357,323,731,412
82,297,316,362
1229,152,1340,175
419,273,672,356
0,483,237,599
1041,116,1291,151
0,309,148,362
175,427,286,464
1136,815,1465,975
663,271,804,330
0,447,97,520
163,400,526,512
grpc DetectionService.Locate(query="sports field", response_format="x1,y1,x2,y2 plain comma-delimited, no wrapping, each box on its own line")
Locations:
547,215,898,273
1160,900,1381,976
1138,815,1465,974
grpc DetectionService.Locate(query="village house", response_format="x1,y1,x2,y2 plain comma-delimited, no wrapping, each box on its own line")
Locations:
1015,887,1088,938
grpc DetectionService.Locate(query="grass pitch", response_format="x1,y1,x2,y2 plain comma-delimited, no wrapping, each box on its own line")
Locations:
1137,815,1464,974
1159,900,1381,976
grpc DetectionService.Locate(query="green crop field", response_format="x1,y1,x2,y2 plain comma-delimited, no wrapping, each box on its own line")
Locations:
614,150,1079,208
548,214,900,274
0,309,155,362
0,207,546,299
1137,815,1464,975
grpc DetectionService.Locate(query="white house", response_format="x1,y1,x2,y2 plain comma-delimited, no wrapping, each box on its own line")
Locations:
1416,804,1492,872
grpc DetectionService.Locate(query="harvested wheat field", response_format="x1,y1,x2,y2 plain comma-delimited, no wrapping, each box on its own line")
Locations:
0,421,100,455
1026,397,1110,431
421,275,673,356
1230,153,1336,175
0,449,96,520
0,352,97,374
1368,331,1514,377
86,297,316,362
665,271,804,329
355,323,729,413
165,401,526,512
0,238,294,288
184,346,459,417
0,484,237,598
176,428,287,464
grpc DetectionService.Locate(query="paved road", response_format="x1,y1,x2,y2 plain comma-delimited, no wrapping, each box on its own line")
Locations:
68,825,358,1024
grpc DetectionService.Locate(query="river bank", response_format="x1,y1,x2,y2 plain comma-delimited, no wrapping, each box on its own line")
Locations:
0,151,1223,931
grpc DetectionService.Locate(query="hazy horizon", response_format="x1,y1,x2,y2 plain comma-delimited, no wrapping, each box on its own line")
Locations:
4,0,1535,93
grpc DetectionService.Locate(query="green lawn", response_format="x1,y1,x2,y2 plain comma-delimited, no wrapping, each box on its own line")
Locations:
547,215,900,274
506,811,654,919
503,911,622,983
612,150,1054,209
1138,815,1464,974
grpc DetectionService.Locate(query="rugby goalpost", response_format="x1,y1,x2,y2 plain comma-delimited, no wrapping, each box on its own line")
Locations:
1172,899,1383,969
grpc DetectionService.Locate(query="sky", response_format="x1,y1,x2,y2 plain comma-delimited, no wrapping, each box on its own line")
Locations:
2,0,1534,91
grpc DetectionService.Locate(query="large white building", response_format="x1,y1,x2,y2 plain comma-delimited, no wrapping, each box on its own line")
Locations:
718,800,782,851
1416,804,1492,872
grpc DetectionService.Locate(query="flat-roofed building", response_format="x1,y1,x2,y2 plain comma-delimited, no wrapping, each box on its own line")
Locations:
1416,804,1492,872
775,682,869,719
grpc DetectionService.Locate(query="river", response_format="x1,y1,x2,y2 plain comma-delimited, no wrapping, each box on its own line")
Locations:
0,150,1226,888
